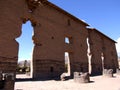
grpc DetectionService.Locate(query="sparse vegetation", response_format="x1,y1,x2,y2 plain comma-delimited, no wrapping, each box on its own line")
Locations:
16,60,30,74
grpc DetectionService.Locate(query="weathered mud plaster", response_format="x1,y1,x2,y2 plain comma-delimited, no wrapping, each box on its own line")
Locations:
0,0,118,82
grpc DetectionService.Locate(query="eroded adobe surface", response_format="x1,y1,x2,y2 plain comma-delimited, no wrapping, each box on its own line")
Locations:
0,0,118,82
88,28,119,75
0,0,29,73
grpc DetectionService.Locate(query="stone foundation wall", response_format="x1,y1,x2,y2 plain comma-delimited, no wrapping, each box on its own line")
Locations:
0,57,17,73
33,60,65,79
73,62,88,73
0,73,15,90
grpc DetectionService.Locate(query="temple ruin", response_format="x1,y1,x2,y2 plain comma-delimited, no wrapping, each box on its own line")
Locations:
0,0,119,87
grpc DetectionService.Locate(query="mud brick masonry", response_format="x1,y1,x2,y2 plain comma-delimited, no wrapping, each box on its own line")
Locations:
0,0,119,80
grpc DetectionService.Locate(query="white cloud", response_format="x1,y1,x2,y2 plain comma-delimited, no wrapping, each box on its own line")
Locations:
116,37,120,57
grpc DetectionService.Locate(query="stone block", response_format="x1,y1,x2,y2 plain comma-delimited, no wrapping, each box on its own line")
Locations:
60,73,67,81
74,72,90,83
0,73,15,90
116,69,120,75
103,69,113,77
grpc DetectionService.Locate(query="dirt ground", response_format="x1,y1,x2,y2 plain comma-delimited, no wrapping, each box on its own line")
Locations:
15,74,120,90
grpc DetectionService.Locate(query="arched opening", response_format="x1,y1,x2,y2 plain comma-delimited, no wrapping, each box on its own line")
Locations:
86,37,92,74
64,52,71,76
16,21,34,79
101,52,104,70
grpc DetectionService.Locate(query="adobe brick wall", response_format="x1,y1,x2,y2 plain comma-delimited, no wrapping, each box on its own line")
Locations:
0,0,118,81
88,28,119,74
32,3,89,78
0,0,29,73
72,26,88,73
32,4,65,78
102,35,119,72
0,1,29,89
88,29,103,75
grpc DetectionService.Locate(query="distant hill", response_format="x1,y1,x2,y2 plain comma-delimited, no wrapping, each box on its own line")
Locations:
18,60,30,67
18,57,69,67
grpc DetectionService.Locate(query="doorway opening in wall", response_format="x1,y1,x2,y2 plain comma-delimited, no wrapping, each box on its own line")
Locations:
64,52,71,76
86,37,92,74
16,21,34,79
101,53,104,70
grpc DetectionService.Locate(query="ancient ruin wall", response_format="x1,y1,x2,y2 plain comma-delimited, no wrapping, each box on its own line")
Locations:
64,21,89,75
32,3,66,78
88,28,119,74
0,0,31,89
0,0,29,73
0,0,118,81
0,1,119,90
102,36,119,72
0,0,89,79
88,29,103,75
31,2,89,78
71,25,88,73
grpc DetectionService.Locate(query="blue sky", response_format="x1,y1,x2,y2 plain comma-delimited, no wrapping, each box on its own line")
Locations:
16,0,120,61
49,0,120,40
16,21,34,61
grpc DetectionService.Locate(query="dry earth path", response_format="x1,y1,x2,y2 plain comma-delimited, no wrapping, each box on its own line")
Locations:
15,74,120,90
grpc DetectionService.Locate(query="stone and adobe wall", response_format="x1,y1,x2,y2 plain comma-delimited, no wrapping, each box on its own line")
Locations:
101,32,119,72
32,2,67,78
0,0,29,73
0,0,118,84
88,28,119,75
32,1,89,78
0,1,30,89
87,28,103,75
0,0,89,79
